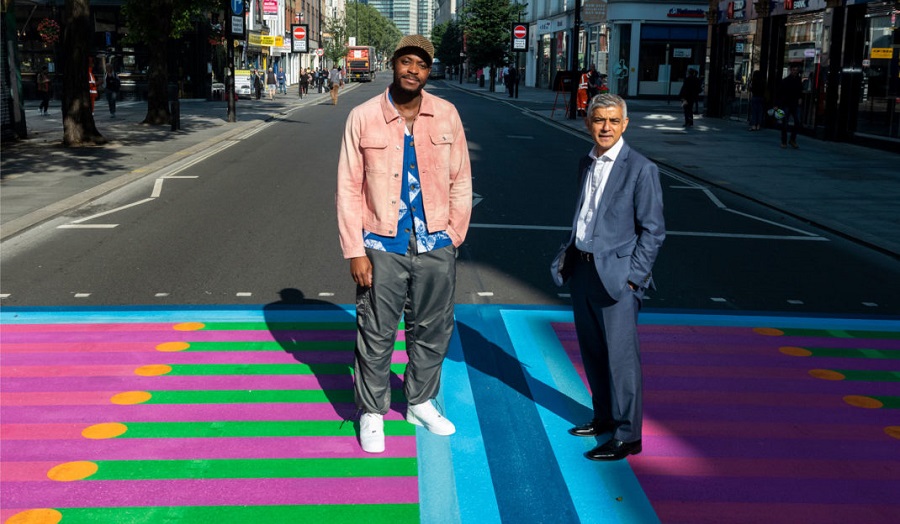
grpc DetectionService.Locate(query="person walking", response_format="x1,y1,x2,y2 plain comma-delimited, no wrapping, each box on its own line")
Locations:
252,69,263,100
36,66,51,115
551,93,665,462
329,66,343,106
266,67,277,100
506,65,518,97
105,70,120,118
678,68,702,127
277,68,286,94
775,64,803,148
299,68,310,98
88,59,98,114
336,35,473,454
748,70,765,131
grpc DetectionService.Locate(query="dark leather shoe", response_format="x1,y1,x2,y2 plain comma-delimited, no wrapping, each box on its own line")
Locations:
585,438,642,461
568,420,616,437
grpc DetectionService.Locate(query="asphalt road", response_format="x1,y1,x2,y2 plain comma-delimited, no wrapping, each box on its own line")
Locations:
1,76,898,315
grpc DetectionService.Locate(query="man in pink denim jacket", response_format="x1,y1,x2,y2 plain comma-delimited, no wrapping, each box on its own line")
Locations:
336,35,472,454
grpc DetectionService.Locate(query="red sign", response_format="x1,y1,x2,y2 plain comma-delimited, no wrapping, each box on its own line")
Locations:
316,48,324,57
513,25,527,39
293,26,306,40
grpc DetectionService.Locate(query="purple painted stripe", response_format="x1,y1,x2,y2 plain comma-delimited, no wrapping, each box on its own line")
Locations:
644,351,900,371
0,477,419,508
0,330,382,344
643,402,897,426
630,456,900,480
642,419,891,443
0,436,417,461
633,436,900,461
0,350,406,366
643,375,900,396
651,501,900,524
0,403,394,424
637,476,900,505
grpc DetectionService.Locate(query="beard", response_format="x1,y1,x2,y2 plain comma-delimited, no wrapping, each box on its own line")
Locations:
393,72,426,95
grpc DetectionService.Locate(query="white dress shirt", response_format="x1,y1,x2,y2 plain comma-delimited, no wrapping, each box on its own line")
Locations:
574,137,625,252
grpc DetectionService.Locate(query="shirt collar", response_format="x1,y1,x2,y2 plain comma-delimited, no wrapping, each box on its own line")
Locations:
380,87,434,123
588,137,625,163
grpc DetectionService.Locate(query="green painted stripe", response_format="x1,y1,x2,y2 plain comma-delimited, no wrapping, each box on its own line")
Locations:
112,420,416,438
832,369,900,382
872,396,900,409
800,347,900,359
85,457,417,480
144,389,406,404
164,363,407,376
51,504,419,524
774,328,900,339
179,341,406,352
199,321,406,331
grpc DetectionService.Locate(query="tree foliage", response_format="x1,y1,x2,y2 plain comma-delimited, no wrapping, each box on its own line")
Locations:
331,4,401,69
323,16,349,68
61,0,105,146
459,0,527,70
433,20,464,68
122,0,218,125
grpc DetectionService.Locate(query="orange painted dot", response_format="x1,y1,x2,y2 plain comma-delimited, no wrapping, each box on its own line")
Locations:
173,322,205,331
135,364,172,376
4,508,63,524
843,395,883,409
779,346,812,357
156,341,190,352
110,391,152,405
47,461,98,481
885,427,900,440
809,369,845,381
82,422,127,440
753,327,784,336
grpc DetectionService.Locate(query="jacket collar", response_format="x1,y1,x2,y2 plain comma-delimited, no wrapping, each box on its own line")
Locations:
379,86,435,124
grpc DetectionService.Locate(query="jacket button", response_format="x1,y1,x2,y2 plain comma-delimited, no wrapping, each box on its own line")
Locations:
394,173,399,178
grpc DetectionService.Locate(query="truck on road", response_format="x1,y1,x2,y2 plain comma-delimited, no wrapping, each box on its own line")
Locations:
345,46,377,82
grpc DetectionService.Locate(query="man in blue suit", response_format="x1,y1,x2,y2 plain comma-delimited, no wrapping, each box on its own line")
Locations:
552,94,665,461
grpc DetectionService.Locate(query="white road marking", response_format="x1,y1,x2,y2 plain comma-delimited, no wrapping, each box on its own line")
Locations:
469,223,825,240
862,302,879,307
318,292,335,297
58,197,156,229
57,224,118,229
472,192,483,208
74,293,91,298
787,299,804,305
507,135,534,139
557,293,571,298
155,293,170,297
710,297,727,302
236,292,253,297
0,294,10,299
477,292,494,297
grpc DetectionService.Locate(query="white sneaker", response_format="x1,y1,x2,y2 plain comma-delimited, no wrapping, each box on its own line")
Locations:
407,401,456,436
359,413,385,453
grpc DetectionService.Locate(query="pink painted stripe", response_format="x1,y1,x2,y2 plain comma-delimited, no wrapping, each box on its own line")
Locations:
1,350,407,366
1,403,406,423
651,501,900,524
1,365,148,378
1,323,182,333
0,423,87,440
1,436,417,461
1,375,357,393
1,330,398,344
0,343,155,353
0,462,57,482
629,456,900,480
1,391,116,406
0,477,419,507
642,418,891,441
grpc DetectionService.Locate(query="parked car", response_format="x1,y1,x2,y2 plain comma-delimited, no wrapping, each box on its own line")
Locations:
429,58,446,80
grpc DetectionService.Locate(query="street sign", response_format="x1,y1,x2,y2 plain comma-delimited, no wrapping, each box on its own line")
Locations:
316,48,324,57
510,23,528,53
581,0,608,24
231,0,243,16
231,15,244,36
291,24,308,53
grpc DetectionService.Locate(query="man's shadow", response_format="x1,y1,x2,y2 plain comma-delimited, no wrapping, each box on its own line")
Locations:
263,288,369,421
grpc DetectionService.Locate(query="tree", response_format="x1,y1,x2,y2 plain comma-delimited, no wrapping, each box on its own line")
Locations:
323,16,349,68
61,0,105,146
433,20,463,70
122,0,218,125
459,0,526,88
345,2,402,64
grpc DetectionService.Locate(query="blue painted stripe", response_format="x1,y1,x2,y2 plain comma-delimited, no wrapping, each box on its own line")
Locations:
454,305,579,523
502,309,660,524
640,312,900,330
0,306,357,324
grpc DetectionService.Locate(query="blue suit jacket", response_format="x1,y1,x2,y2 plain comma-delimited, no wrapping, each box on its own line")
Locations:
552,141,666,301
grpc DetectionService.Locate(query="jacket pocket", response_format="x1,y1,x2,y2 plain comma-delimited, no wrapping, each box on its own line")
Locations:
360,136,389,173
429,132,453,169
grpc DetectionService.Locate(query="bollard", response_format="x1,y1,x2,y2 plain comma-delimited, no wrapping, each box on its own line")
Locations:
170,100,180,131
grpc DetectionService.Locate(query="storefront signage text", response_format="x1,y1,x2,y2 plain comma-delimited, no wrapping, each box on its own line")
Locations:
726,1,746,20
870,48,893,59
784,0,810,9
668,8,706,18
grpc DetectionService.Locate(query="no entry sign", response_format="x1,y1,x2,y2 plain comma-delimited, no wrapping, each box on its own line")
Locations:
511,23,528,52
291,24,308,53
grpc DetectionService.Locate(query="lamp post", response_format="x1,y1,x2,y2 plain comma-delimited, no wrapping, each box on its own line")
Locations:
567,0,582,119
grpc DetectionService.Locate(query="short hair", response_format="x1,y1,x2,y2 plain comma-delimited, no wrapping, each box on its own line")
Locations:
586,93,628,120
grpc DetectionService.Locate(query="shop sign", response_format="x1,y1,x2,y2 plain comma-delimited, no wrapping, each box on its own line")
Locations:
667,8,705,18
231,15,244,36
581,0,608,23
735,42,745,53
674,48,692,58
870,48,893,59
784,0,810,9
263,0,278,15
726,1,746,20
537,19,552,34
727,22,753,35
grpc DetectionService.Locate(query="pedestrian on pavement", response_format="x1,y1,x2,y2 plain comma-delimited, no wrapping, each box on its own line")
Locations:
277,68,286,94
505,65,518,97
551,93,665,462
587,64,601,99
749,70,765,131
329,66,343,106
252,69,263,100
105,69,120,118
336,34,473,454
266,67,277,100
36,66,51,115
299,68,310,98
775,64,803,148
678,68,702,127
88,58,98,114
577,68,591,117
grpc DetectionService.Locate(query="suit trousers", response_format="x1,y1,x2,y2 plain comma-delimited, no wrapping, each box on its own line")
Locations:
354,237,457,415
570,255,643,442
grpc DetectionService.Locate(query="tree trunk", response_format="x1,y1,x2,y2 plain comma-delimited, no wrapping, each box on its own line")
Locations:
143,20,173,125
62,0,105,146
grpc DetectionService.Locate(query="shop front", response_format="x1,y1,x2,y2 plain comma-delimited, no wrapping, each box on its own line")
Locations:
850,0,899,141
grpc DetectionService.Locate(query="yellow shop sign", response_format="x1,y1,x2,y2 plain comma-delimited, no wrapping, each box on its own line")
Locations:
870,48,893,59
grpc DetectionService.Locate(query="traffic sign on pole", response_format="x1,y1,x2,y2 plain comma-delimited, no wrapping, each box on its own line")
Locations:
291,24,308,53
231,0,243,16
511,23,528,52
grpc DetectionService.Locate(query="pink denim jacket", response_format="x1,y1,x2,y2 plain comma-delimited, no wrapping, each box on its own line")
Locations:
336,87,473,259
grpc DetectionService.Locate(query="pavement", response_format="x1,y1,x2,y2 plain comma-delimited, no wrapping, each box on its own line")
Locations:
2,79,899,259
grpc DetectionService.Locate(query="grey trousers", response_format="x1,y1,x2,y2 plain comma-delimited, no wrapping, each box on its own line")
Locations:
569,256,643,442
354,238,457,415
